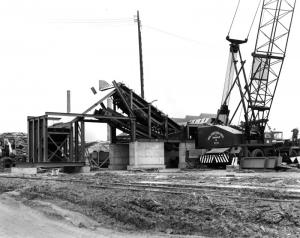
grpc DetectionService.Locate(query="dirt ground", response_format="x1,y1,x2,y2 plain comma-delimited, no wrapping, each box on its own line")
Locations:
0,169,299,237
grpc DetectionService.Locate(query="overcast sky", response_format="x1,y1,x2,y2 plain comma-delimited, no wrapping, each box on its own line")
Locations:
0,0,299,141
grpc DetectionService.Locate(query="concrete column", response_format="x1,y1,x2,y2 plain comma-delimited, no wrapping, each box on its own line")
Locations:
127,141,165,170
108,144,129,170
178,141,195,169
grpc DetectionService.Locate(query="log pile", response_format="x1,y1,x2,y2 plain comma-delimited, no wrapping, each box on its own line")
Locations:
0,132,28,158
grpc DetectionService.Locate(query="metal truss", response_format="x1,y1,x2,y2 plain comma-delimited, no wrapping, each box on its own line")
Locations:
245,0,296,140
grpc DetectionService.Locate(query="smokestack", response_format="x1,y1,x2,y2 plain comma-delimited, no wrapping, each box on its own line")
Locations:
67,90,71,113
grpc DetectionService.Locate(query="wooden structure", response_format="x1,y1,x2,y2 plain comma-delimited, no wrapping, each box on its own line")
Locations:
27,115,86,166
26,81,184,167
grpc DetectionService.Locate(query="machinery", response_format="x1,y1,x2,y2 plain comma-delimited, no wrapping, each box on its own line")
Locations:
191,0,298,167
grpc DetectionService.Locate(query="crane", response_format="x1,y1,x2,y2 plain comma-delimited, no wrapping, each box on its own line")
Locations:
196,0,297,166
218,0,296,143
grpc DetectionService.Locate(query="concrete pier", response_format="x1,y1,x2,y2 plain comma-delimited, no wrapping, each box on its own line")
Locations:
127,141,166,170
11,167,37,175
108,144,129,170
178,141,195,169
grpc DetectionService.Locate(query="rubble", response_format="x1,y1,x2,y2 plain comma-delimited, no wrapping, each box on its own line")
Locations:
0,132,27,158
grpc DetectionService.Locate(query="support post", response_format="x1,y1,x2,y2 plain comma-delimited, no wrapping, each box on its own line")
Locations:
37,118,41,162
74,121,79,162
148,104,151,138
107,97,113,142
42,117,48,162
27,118,32,163
69,123,73,162
80,120,85,162
164,116,168,139
32,119,36,163
130,90,133,109
131,119,136,142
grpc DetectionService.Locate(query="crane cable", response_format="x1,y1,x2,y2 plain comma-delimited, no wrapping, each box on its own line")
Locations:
228,0,262,39
246,0,263,39
227,0,241,36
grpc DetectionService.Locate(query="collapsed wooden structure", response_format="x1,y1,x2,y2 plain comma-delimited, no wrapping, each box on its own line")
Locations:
26,81,183,166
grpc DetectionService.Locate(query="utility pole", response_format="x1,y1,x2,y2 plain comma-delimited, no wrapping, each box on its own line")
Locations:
136,10,144,99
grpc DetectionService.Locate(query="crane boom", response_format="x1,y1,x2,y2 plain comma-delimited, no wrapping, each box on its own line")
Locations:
244,0,296,141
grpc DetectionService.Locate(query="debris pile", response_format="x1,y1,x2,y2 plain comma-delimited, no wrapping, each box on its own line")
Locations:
0,132,27,158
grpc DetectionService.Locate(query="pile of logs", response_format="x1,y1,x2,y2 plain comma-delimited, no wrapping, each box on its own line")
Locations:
0,132,27,158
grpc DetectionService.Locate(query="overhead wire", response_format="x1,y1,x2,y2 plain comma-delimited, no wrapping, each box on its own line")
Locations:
50,17,133,25
50,17,203,46
143,24,202,45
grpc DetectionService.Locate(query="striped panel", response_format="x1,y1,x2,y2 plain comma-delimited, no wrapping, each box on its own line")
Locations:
199,153,229,164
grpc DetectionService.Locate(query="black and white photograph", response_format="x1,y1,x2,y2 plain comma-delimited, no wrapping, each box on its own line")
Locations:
0,0,299,237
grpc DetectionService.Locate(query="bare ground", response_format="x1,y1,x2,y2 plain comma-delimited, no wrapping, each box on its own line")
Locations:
0,169,299,237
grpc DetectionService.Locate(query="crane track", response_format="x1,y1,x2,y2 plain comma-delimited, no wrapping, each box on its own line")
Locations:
0,175,299,203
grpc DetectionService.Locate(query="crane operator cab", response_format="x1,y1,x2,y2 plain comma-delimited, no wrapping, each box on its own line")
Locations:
264,131,284,145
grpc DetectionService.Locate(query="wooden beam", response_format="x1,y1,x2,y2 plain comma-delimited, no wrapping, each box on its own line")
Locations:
112,81,135,117
70,89,116,123
46,112,133,120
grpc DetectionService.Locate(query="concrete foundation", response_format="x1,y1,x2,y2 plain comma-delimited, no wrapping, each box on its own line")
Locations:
127,141,166,170
178,141,195,169
108,144,129,170
11,167,37,175
240,156,282,169
79,166,91,173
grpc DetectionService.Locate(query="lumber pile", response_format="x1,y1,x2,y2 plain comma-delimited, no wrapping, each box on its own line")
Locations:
0,132,28,158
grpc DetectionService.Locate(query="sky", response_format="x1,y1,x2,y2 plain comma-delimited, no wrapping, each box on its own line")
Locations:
0,0,299,141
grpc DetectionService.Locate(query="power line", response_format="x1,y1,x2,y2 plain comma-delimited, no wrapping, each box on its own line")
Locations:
50,17,202,45
143,24,202,45
50,18,133,24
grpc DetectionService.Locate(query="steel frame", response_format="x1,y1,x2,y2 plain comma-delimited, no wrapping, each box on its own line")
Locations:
27,116,86,164
245,0,296,140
